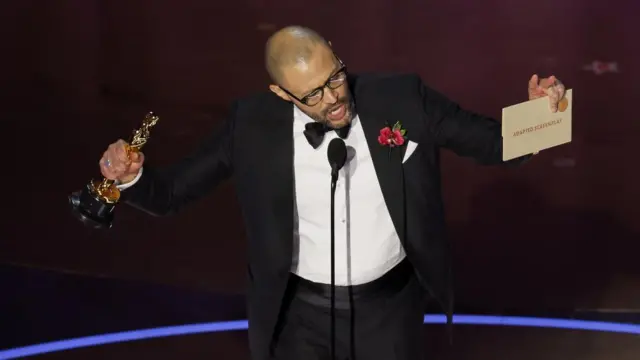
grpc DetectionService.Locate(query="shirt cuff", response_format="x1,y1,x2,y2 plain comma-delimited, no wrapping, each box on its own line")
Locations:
116,167,143,190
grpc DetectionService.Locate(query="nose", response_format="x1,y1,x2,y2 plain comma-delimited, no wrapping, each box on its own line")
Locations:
322,88,338,104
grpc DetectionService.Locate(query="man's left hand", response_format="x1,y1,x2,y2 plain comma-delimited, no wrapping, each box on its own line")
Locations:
528,74,566,112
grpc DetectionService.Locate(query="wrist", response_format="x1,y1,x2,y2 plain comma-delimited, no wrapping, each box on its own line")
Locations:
118,174,138,184
116,167,144,190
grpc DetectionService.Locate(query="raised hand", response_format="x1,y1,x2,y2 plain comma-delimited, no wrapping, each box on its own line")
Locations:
528,74,566,112
99,139,145,184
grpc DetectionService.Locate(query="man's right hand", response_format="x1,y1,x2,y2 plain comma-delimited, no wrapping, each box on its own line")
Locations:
100,139,145,184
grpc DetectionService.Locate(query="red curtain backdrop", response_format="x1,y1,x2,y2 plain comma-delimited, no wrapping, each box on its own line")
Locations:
1,0,638,311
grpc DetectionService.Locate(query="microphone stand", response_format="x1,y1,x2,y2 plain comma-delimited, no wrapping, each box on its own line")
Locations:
330,166,338,360
327,137,346,360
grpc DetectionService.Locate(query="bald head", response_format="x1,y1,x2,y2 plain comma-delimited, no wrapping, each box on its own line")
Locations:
265,26,331,85
266,26,353,129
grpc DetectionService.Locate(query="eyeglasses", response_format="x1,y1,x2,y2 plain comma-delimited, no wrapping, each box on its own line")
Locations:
279,58,348,107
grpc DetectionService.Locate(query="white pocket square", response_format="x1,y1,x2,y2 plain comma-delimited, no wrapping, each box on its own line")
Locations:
402,140,418,163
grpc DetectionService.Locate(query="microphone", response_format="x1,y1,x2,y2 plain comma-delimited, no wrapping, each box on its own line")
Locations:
326,137,346,360
327,138,347,186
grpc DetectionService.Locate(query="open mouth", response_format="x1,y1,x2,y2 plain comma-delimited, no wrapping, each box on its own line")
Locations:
326,103,346,121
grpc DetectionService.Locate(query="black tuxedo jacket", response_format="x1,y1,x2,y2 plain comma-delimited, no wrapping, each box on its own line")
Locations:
121,73,529,359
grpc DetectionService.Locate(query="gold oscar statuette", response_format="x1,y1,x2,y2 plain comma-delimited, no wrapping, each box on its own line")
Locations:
69,112,159,229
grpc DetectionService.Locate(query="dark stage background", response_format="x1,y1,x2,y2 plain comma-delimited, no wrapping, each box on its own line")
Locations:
1,0,639,324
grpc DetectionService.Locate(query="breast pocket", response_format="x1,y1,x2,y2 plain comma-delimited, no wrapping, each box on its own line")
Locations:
402,140,420,165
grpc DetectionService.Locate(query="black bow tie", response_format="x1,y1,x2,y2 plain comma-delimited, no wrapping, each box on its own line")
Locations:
303,122,351,149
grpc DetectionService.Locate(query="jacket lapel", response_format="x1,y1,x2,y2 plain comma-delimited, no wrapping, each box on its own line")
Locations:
354,84,406,244
254,81,407,261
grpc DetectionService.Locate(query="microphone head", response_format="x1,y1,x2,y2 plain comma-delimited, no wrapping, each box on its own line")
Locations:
327,138,347,171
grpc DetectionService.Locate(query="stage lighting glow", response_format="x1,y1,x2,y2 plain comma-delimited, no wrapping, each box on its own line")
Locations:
0,315,638,359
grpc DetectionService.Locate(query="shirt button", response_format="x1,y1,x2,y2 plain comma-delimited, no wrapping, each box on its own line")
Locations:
341,219,346,223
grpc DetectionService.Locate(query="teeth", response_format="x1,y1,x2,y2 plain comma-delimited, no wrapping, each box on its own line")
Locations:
330,106,342,115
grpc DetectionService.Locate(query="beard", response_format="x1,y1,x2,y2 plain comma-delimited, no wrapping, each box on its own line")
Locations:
305,93,356,129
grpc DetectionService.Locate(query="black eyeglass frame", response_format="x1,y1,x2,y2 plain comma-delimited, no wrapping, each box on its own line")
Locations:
277,55,347,106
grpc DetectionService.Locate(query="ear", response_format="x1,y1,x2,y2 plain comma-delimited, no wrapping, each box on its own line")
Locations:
269,84,291,102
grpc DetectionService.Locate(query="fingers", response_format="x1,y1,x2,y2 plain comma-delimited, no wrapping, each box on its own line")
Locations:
542,76,565,112
129,151,140,162
99,139,144,181
528,74,546,99
129,152,145,173
548,76,565,100
99,154,119,180
547,88,560,112
539,75,556,89
108,142,129,173
543,77,558,112
555,80,566,100
528,74,566,112
114,140,130,164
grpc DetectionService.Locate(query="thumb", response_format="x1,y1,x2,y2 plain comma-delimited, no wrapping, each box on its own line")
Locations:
528,74,538,91
130,152,144,164
128,153,144,173
129,162,142,174
528,74,540,98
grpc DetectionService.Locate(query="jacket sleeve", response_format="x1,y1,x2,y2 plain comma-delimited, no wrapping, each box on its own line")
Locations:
120,102,237,216
415,75,531,166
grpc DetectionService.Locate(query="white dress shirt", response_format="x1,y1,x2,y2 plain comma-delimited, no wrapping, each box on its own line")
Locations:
291,105,405,286
119,105,406,286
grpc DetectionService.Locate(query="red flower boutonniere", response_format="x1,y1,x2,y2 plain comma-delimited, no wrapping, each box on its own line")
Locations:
378,121,407,148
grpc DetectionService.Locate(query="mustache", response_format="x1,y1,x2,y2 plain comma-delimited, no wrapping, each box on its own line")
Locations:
324,96,351,116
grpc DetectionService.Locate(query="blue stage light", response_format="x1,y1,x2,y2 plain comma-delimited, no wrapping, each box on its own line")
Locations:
1,315,638,359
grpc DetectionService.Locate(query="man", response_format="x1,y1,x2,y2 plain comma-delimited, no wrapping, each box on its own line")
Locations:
99,26,566,360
